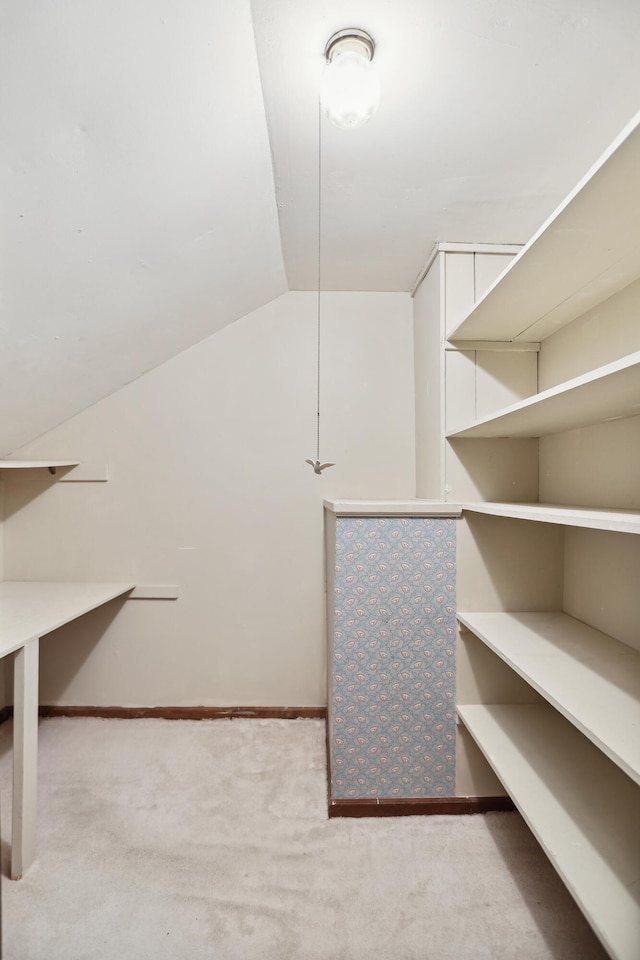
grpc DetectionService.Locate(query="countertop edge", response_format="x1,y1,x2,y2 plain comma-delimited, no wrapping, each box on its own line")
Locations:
323,499,462,517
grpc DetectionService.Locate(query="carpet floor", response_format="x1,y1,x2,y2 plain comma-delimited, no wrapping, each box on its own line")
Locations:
1,717,607,960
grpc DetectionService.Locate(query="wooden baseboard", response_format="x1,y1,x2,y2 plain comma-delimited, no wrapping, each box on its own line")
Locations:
328,796,516,817
36,705,327,721
0,707,512,817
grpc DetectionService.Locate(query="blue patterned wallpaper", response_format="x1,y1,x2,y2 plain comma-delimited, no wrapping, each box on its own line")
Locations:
330,517,457,799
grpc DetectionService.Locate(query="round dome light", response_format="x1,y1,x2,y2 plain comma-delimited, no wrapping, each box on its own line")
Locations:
320,29,380,131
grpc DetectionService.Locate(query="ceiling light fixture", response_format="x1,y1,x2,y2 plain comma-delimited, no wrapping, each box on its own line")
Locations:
307,28,379,476
320,28,380,131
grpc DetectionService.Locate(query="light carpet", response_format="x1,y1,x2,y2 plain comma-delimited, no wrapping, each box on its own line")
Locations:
1,717,606,960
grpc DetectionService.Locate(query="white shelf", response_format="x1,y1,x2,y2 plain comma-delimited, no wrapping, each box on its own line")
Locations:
0,581,136,659
449,110,640,343
458,612,640,784
458,704,640,960
0,460,79,470
461,501,640,534
323,499,461,517
447,351,640,438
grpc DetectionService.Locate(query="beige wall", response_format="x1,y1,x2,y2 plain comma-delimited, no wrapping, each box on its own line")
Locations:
537,285,640,657
4,291,415,707
538,277,640,389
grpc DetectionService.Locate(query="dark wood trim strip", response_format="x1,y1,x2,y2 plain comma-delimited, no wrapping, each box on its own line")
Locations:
325,714,334,803
37,705,327,721
0,705,13,725
328,796,515,818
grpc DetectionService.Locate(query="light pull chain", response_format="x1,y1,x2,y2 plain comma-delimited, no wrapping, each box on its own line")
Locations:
306,97,335,476
316,94,322,462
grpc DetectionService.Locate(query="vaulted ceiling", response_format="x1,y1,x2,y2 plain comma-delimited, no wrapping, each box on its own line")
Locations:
2,0,640,454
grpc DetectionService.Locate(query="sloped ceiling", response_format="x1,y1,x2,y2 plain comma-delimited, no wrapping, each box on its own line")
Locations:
2,0,640,454
0,0,286,454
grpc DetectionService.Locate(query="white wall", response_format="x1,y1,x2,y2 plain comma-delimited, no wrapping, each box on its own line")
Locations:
3,291,415,707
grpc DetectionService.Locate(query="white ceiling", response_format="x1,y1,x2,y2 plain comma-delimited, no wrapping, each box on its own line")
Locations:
253,0,640,289
2,0,640,453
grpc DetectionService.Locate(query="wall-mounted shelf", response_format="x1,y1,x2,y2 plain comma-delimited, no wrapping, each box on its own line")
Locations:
458,611,640,784
0,460,79,472
461,502,640,534
458,703,640,960
0,460,108,481
448,110,640,343
447,351,640,439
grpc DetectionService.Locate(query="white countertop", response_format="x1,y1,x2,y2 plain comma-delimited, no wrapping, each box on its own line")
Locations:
0,581,135,658
323,499,462,517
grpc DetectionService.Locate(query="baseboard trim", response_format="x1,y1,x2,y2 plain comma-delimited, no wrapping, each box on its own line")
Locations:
0,707,512,818
37,705,327,721
328,796,516,818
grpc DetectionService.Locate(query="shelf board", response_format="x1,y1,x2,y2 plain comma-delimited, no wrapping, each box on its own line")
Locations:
0,582,136,659
0,460,79,470
448,110,640,343
458,704,640,960
461,501,640,534
458,612,640,784
447,351,640,439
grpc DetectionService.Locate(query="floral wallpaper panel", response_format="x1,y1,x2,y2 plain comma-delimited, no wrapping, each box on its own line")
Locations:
331,517,456,799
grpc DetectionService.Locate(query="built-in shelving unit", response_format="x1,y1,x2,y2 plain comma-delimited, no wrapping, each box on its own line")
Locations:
457,704,640,960
447,351,640,438
413,111,640,957
457,612,640,784
460,502,640,534
448,110,640,343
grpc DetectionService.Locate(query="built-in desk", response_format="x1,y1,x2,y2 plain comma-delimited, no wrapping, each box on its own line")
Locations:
1,581,135,878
